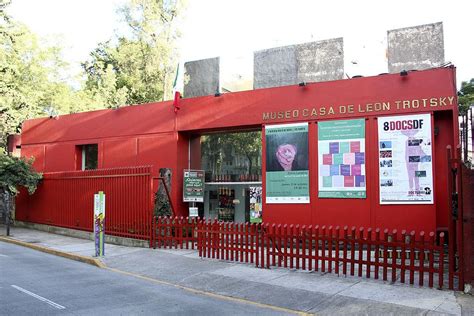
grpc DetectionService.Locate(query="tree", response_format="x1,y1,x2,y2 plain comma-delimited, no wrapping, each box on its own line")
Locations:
226,131,262,175
82,0,185,107
458,78,474,115
0,151,42,195
0,150,42,235
0,0,95,150
201,131,262,177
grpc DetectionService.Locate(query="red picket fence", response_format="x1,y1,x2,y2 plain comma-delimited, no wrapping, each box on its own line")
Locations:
151,216,198,249
150,216,454,289
16,166,154,241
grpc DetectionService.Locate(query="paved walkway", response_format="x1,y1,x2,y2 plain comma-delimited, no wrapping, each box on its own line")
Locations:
1,226,473,315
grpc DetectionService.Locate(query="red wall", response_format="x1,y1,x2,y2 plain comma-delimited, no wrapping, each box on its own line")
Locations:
20,67,459,232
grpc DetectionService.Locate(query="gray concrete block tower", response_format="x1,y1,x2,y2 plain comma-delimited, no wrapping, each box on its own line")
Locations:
253,38,344,89
184,57,220,98
387,22,444,73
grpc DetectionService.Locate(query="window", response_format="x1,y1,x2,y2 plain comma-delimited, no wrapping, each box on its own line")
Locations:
199,131,262,223
79,144,98,170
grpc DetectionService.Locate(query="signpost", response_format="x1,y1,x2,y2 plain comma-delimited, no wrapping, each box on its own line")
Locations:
94,191,105,257
183,170,204,202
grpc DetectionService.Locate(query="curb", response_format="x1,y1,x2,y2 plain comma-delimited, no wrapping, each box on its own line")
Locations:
106,267,312,316
1,236,309,315
0,236,106,268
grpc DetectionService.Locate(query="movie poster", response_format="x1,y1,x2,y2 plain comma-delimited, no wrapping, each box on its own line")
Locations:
318,119,366,198
249,186,262,223
265,122,309,203
378,114,433,204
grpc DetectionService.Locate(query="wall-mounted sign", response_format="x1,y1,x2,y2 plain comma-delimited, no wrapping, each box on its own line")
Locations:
318,119,366,198
183,170,204,202
265,122,309,203
249,186,262,223
262,96,455,122
94,191,105,257
378,114,433,204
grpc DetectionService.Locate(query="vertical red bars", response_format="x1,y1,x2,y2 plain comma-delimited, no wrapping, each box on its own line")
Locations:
409,231,415,285
428,232,435,288
343,226,348,276
335,226,340,275
308,225,314,271
328,226,333,273
383,229,389,281
419,231,425,287
315,226,320,272
295,225,300,270
187,218,447,290
358,227,364,277
374,228,380,280
321,226,327,273
271,224,276,267
400,230,407,283
366,228,372,278
351,227,356,276
301,225,308,270
439,232,445,289
391,229,397,283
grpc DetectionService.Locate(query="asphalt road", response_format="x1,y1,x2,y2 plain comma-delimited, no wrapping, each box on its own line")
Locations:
0,242,292,315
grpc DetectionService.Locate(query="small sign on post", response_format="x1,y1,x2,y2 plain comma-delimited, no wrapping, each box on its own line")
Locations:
94,191,105,257
189,207,198,217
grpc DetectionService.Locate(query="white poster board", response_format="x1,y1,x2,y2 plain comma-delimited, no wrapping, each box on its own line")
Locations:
94,191,105,256
378,114,433,204
189,207,198,217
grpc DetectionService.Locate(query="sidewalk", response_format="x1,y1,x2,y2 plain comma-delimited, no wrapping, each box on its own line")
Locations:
1,226,473,315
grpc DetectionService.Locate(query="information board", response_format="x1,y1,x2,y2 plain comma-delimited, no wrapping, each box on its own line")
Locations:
318,119,366,198
378,114,433,204
265,122,309,203
183,170,205,202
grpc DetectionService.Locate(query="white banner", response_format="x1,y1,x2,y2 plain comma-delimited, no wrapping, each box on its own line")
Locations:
378,114,433,204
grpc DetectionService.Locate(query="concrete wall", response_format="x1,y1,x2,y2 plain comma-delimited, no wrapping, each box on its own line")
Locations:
387,22,444,73
253,45,297,89
14,221,149,248
254,38,344,89
184,22,444,93
184,57,220,98
297,38,344,83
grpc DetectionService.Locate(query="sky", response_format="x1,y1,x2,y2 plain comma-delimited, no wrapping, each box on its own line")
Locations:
8,0,473,90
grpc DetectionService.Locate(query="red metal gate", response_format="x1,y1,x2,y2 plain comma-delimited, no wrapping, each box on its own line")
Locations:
446,145,474,291
16,166,154,241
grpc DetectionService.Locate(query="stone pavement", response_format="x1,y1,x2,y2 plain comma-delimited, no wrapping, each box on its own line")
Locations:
1,226,473,315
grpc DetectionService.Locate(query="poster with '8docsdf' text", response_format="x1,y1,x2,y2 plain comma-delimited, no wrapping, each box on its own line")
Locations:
378,114,433,204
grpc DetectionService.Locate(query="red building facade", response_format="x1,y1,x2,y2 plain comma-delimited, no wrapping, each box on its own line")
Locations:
19,67,459,234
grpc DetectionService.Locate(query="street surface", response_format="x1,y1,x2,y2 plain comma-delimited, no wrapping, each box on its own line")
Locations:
0,242,291,315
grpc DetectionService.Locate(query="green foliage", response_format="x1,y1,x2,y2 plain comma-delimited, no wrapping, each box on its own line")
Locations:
201,131,262,175
0,0,185,151
458,78,474,115
82,0,184,107
0,0,97,149
0,152,42,195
